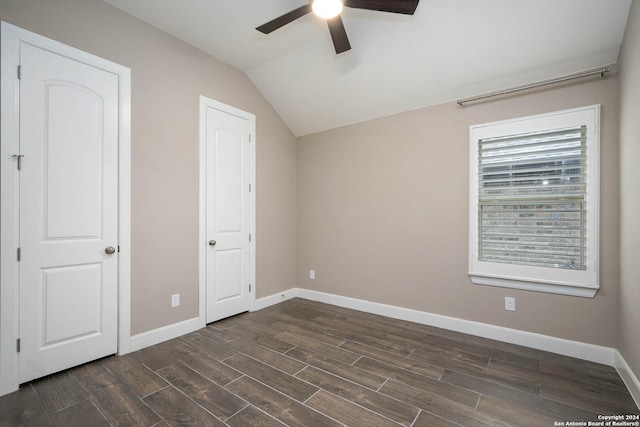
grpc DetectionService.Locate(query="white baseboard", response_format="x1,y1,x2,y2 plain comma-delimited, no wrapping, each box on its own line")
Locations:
127,288,300,354
252,288,298,311
295,288,617,366
615,350,640,410
129,316,203,352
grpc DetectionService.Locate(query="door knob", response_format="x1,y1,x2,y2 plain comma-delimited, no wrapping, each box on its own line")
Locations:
105,246,116,255
209,240,217,247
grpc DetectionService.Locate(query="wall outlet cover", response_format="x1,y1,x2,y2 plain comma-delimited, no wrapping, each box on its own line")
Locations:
171,293,180,308
505,297,516,311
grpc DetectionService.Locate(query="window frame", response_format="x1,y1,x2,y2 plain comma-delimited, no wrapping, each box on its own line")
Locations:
468,105,600,298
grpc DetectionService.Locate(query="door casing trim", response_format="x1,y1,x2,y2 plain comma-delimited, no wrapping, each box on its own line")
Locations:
0,22,132,396
198,96,256,326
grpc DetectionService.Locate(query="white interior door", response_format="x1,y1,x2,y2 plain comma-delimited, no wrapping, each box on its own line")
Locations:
205,104,253,323
18,42,119,383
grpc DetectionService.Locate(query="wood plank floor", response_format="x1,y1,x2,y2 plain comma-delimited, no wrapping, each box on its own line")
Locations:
1,298,638,426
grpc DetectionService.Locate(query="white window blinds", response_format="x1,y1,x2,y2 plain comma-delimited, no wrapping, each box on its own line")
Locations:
477,126,587,270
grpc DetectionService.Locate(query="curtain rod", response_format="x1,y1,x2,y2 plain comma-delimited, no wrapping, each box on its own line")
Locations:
456,65,613,106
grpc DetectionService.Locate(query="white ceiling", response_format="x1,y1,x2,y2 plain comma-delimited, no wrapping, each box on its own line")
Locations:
103,0,632,136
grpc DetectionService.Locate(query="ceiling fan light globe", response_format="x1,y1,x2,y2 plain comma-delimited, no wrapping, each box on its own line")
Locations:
312,0,344,19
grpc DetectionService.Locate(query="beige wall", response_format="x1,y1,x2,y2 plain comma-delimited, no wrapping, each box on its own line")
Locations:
297,77,620,347
0,0,297,335
618,0,640,376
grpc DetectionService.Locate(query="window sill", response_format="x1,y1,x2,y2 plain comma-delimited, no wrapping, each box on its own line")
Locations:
470,274,598,298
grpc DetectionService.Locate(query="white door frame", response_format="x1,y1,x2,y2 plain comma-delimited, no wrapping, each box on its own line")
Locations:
198,96,256,325
0,22,132,396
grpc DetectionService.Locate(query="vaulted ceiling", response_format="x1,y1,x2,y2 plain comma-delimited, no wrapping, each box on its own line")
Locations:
103,0,632,136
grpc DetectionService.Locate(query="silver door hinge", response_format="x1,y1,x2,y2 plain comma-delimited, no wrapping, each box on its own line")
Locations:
249,284,252,292
17,65,22,80
249,234,251,242
249,134,252,142
17,247,21,262
249,184,251,192
13,154,24,170
16,338,21,353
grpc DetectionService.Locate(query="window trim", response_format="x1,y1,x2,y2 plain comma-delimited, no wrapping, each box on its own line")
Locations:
468,105,600,298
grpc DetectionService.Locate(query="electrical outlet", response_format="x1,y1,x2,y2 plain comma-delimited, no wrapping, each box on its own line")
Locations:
171,293,180,308
310,270,315,280
505,297,515,311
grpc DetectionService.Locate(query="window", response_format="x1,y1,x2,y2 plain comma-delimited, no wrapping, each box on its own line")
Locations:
469,105,600,297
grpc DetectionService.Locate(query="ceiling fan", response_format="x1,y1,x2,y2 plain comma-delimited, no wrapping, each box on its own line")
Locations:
256,0,420,54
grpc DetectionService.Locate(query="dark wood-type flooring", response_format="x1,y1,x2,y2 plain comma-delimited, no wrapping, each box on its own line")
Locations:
1,298,638,426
